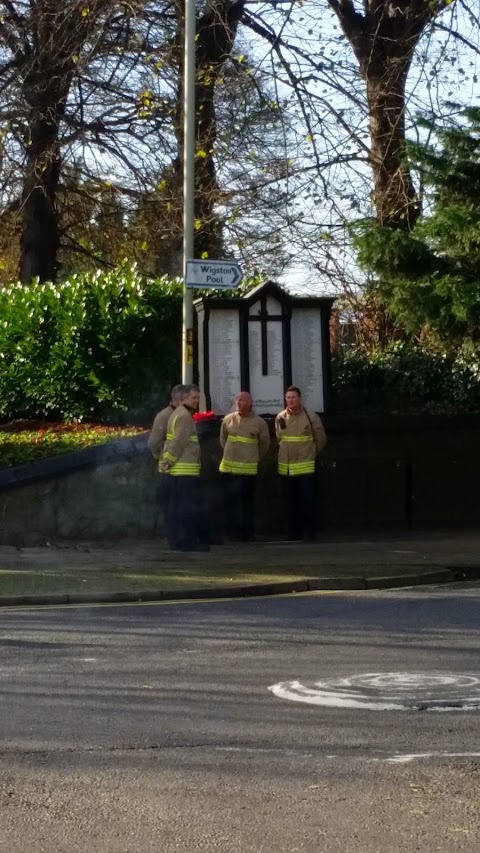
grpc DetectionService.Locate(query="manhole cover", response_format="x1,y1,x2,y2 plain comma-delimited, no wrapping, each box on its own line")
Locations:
268,672,480,711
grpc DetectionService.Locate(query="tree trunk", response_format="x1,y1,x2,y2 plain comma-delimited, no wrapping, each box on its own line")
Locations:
366,65,419,229
20,111,62,283
328,0,436,230
16,1,106,283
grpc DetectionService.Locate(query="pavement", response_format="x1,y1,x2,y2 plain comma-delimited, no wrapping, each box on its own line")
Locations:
1,530,480,607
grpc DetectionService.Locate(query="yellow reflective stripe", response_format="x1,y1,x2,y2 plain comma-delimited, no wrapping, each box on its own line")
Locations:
163,451,177,463
170,463,200,476
278,461,315,476
279,435,312,443
188,435,199,443
171,465,200,470
166,431,174,440
226,436,257,444
220,459,257,474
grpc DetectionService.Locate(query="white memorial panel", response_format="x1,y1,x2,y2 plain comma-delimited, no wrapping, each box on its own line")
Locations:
291,308,324,411
265,295,282,314
208,310,242,414
197,309,207,411
248,321,284,414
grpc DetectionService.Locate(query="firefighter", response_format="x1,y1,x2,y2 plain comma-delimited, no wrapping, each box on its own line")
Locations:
147,384,186,461
147,384,185,545
275,385,327,541
219,391,270,541
161,384,210,551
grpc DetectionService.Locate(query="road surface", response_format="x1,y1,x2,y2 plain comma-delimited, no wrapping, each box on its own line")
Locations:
0,582,479,852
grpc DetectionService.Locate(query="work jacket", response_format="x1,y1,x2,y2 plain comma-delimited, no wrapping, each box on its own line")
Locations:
219,411,270,475
148,404,175,462
162,405,200,476
275,407,326,476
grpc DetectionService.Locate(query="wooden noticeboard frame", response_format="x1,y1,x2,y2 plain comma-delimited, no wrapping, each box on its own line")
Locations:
195,280,335,415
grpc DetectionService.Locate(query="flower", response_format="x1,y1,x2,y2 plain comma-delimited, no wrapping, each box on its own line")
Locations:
193,410,216,422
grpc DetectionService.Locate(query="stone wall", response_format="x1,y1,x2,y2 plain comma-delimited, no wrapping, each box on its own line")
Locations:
0,435,158,546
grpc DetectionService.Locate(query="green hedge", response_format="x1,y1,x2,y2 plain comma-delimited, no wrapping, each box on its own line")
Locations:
0,266,182,423
5,267,480,422
332,343,480,415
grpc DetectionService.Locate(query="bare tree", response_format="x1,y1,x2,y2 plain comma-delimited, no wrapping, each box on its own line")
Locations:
0,0,477,288
324,0,451,229
235,0,479,312
0,0,177,282
0,0,291,281
0,2,119,281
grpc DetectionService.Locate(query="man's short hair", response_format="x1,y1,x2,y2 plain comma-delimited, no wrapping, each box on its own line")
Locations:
286,385,302,396
171,384,186,401
182,383,200,397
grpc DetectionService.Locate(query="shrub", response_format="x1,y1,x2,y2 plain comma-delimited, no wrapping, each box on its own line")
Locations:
0,265,182,423
332,343,480,416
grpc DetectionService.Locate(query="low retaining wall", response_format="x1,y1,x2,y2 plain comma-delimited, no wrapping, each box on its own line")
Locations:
1,415,480,544
0,435,157,546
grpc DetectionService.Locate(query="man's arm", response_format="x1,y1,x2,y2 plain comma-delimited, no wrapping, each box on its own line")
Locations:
274,412,284,443
311,412,327,454
219,415,229,449
147,409,169,459
258,417,270,458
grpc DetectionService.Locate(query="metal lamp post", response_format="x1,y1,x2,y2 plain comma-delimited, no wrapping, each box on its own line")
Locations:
182,0,196,383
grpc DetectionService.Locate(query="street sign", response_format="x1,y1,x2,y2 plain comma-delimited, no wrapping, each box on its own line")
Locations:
185,259,243,289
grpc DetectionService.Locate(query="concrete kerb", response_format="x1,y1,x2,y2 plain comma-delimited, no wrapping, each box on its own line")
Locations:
0,566,478,608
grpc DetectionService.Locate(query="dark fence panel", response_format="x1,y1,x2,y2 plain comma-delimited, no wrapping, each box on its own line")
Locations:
321,415,480,530
319,457,407,527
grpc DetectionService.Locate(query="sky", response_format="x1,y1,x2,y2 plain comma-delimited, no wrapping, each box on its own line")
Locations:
238,0,480,294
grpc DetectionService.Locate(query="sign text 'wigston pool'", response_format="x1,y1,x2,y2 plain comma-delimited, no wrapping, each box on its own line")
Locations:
185,259,243,289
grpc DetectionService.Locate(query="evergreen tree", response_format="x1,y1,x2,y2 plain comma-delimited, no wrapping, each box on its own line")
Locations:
354,107,480,348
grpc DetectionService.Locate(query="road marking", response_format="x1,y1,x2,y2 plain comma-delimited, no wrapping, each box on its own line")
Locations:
269,672,480,712
385,752,480,764
0,589,342,613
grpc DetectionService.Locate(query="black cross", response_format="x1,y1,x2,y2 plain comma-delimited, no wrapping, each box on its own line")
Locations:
248,294,284,376
259,295,269,375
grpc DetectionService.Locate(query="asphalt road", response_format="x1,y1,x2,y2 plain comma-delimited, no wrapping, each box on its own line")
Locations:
0,583,479,852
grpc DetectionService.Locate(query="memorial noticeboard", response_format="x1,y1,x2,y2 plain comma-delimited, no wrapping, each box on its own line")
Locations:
247,295,284,412
198,308,242,413
195,281,334,415
290,307,324,412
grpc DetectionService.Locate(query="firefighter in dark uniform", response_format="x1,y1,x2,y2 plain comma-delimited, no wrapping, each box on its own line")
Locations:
147,384,185,546
275,385,327,541
219,391,270,541
161,384,210,551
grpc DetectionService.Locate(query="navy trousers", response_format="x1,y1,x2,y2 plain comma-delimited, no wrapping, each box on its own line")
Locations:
281,473,318,541
222,474,256,541
157,475,176,548
168,477,210,549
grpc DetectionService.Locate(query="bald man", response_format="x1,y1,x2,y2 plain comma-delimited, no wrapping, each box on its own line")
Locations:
219,391,270,541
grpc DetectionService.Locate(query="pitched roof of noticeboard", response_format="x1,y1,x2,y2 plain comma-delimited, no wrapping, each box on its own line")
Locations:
194,279,336,310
